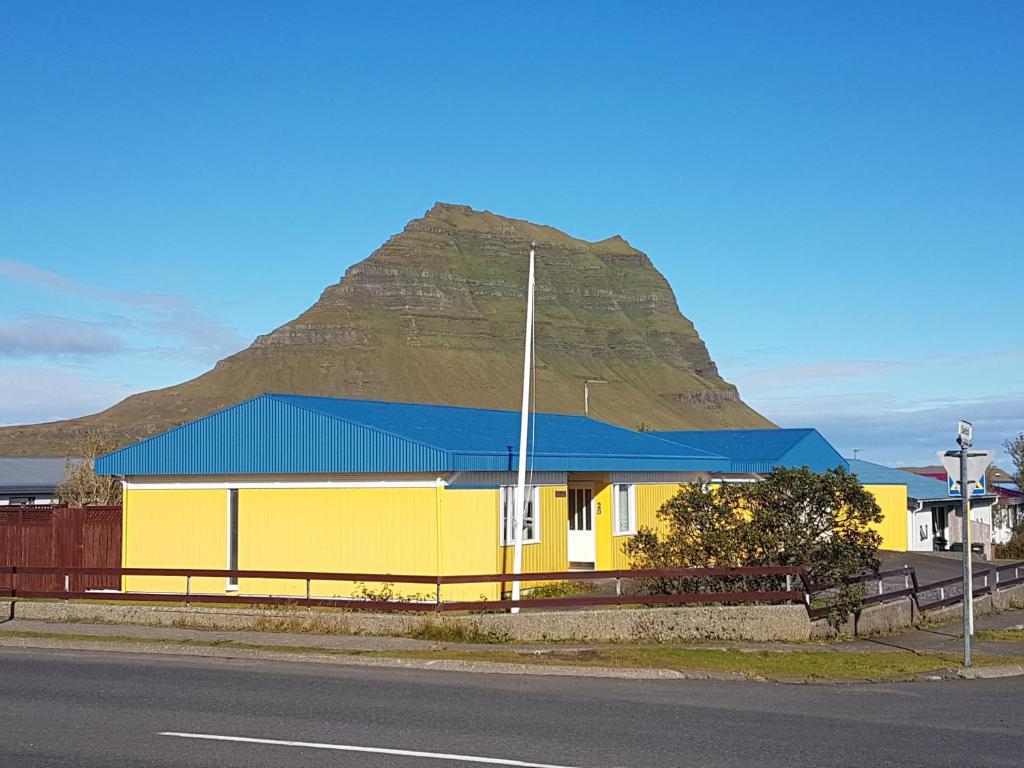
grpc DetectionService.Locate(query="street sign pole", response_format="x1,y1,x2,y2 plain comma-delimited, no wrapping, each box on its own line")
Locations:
960,434,972,667
939,423,993,669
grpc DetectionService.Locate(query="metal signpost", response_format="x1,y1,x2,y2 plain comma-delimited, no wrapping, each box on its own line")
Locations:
938,421,994,667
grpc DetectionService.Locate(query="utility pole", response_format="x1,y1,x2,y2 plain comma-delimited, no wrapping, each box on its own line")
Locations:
584,379,607,417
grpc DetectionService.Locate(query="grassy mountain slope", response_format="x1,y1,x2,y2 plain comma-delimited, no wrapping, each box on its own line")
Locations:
0,203,771,455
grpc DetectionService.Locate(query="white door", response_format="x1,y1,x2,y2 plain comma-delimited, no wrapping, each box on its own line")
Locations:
567,485,596,566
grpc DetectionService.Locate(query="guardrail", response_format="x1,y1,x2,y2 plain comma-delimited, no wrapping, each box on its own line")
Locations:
804,561,1024,619
0,565,807,613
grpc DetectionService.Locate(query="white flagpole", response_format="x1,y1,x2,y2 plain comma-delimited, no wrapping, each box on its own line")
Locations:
511,242,536,614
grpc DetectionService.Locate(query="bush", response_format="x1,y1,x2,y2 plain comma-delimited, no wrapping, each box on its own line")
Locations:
624,466,883,626
58,434,123,507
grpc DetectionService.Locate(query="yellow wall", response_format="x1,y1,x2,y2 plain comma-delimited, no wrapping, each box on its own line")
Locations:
864,484,909,551
606,483,683,569
122,483,574,603
440,488,501,602
123,489,228,594
236,487,440,599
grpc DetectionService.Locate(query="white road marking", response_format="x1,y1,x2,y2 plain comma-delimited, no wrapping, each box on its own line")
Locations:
159,732,588,767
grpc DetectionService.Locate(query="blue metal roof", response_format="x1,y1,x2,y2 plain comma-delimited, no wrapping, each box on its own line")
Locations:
652,428,847,473
96,394,730,476
847,459,951,501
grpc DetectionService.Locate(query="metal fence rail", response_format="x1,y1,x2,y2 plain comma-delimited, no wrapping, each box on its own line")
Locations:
2,561,1021,616
805,561,1024,619
0,564,805,613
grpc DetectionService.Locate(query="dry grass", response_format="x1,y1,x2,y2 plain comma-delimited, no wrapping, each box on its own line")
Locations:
1,629,1015,681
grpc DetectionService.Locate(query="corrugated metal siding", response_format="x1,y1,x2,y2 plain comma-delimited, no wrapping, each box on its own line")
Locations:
447,471,568,489
98,396,450,476
729,460,778,474
448,454,730,472
122,489,227,594
606,471,705,485
236,487,439,599
864,484,910,551
655,429,847,474
97,394,731,477
440,488,501,601
778,433,848,472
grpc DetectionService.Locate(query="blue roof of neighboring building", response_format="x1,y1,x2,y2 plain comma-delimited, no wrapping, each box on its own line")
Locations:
95,393,731,476
846,459,951,501
652,428,847,473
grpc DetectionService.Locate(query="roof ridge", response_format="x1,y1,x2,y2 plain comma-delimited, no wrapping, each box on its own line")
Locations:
266,392,582,419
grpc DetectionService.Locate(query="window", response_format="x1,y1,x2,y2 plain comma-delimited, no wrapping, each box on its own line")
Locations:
500,485,540,545
612,484,636,536
7,496,35,505
227,489,239,591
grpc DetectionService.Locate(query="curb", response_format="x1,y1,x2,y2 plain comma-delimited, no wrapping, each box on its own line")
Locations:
957,664,1024,680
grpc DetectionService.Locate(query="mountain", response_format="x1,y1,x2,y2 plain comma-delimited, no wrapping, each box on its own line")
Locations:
0,203,771,455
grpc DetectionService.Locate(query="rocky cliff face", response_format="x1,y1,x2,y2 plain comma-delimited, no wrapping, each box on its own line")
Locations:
0,203,771,455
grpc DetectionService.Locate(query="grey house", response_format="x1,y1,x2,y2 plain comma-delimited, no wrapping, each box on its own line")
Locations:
0,457,79,505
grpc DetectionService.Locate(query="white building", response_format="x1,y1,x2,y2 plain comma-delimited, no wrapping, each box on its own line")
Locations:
848,459,997,557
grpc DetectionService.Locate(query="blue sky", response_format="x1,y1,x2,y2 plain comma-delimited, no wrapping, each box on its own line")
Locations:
1,2,1021,468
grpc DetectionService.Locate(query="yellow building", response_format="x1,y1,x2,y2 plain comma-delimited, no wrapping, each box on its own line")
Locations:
653,431,916,552
98,394,726,602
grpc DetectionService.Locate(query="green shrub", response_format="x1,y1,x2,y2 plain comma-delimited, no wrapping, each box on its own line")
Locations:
624,466,882,627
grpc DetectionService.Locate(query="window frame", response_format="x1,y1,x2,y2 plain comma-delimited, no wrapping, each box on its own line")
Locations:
499,485,541,546
612,483,637,536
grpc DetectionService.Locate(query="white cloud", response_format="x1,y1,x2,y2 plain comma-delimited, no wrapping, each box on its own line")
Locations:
0,366,133,425
732,360,913,392
0,315,123,358
751,391,1024,469
0,257,245,363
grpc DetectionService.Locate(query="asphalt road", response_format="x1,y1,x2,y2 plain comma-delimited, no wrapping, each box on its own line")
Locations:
2,647,1022,768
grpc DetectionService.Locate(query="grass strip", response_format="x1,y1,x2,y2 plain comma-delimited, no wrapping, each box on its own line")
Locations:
0,629,1013,681
974,629,1024,642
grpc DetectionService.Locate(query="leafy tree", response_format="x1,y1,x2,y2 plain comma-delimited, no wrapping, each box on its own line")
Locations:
624,466,883,625
57,435,123,507
742,467,882,623
1006,433,1024,492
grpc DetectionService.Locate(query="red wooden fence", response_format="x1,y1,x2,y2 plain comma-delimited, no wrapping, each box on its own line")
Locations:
0,505,122,592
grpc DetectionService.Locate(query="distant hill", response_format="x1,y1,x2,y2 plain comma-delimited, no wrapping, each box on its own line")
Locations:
0,203,772,455
902,465,1015,483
